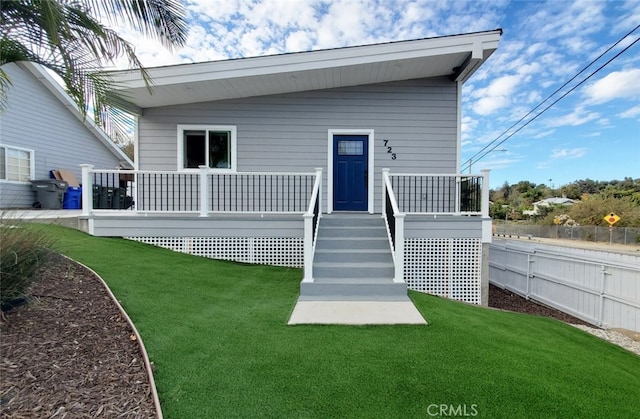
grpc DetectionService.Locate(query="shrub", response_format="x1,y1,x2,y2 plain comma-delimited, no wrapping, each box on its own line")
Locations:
0,221,55,309
569,195,640,227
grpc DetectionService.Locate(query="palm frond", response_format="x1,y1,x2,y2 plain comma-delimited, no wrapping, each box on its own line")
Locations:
0,68,12,113
0,0,186,140
86,0,188,48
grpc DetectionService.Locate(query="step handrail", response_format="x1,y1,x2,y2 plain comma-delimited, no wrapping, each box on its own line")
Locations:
303,168,323,282
382,169,405,283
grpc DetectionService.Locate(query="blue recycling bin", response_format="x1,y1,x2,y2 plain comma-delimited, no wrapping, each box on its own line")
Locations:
62,186,82,209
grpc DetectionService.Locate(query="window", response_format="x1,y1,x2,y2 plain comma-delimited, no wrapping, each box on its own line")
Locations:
178,125,236,171
337,140,364,156
0,144,34,182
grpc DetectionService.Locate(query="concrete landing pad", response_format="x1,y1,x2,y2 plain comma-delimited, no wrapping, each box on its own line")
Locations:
288,300,427,325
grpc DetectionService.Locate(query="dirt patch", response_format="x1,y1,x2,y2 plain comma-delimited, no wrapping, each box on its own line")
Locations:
0,254,156,418
488,284,592,325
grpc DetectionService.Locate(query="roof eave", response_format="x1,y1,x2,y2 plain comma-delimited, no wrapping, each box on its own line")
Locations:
110,29,502,108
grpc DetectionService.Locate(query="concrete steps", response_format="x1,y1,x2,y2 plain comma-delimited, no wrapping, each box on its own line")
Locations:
299,213,408,301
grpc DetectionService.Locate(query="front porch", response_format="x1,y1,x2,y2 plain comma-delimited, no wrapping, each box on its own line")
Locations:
78,165,491,305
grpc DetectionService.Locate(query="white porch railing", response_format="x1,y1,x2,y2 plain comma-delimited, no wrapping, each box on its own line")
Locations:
384,171,489,215
80,165,319,216
382,168,491,283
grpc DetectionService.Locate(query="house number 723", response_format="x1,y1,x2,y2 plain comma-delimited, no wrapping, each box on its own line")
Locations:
382,140,397,160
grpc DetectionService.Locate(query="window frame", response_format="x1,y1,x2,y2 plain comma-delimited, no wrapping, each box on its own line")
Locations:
0,144,35,184
177,125,237,172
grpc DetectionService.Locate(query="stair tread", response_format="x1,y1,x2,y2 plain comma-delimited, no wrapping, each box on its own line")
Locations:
317,237,388,240
306,216,403,300
312,278,396,283
315,248,390,253
314,261,393,267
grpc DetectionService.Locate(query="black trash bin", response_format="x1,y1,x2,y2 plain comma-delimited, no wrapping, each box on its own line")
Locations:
31,180,68,209
94,186,133,209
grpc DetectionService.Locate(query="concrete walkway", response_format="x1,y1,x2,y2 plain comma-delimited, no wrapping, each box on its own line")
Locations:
288,300,427,325
2,209,82,219
1,209,81,229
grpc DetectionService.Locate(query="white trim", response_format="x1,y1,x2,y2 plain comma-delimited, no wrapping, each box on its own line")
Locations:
176,125,237,172
327,129,374,214
0,143,35,183
456,81,462,173
133,115,140,171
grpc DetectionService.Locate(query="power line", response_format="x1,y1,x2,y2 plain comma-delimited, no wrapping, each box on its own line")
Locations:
463,31,640,172
462,23,640,172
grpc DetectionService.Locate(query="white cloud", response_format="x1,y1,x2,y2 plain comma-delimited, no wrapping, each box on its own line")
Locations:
472,74,522,115
550,148,588,159
536,0,606,40
545,107,600,128
560,36,597,54
531,130,556,139
583,68,640,104
473,96,508,116
619,105,640,118
285,30,315,52
461,115,478,143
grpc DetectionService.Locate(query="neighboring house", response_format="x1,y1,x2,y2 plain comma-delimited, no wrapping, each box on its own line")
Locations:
523,197,576,216
79,30,502,305
0,62,133,209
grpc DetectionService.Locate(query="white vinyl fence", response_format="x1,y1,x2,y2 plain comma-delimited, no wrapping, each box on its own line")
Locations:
489,239,640,332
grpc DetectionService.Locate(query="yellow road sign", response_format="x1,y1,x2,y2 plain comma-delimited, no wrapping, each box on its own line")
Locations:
604,213,620,225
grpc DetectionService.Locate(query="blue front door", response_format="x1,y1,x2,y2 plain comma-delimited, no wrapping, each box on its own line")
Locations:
333,135,368,211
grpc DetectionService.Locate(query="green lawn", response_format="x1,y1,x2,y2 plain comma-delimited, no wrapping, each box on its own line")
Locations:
41,225,639,418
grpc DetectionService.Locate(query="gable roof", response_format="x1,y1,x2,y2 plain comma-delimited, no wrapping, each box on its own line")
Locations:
16,62,134,169
110,29,502,112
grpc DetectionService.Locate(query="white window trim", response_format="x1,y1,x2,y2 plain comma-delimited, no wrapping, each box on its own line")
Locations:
327,129,375,214
177,125,237,172
0,143,35,184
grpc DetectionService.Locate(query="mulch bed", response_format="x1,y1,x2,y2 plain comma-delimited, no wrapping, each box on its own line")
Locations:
488,283,592,326
1,255,593,418
0,254,155,418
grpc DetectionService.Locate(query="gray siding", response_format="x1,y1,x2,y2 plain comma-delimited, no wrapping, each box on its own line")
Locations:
87,213,304,237
0,63,122,208
138,77,458,213
404,216,483,239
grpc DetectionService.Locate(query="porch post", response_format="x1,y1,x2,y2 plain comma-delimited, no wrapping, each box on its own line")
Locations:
481,169,490,217
315,167,323,216
455,175,461,214
381,168,389,217
80,164,93,216
394,213,405,283
303,213,314,282
199,165,209,217
481,169,492,243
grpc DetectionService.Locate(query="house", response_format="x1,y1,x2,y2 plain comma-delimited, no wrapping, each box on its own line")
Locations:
0,62,133,209
523,197,576,216
78,29,502,305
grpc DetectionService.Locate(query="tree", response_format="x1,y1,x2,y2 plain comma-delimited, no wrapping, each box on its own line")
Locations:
569,194,640,227
1,0,187,134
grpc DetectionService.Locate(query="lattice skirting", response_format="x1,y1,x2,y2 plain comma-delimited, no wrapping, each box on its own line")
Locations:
125,237,304,267
404,238,482,304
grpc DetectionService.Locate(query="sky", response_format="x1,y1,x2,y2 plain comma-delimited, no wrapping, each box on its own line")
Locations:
111,0,640,189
